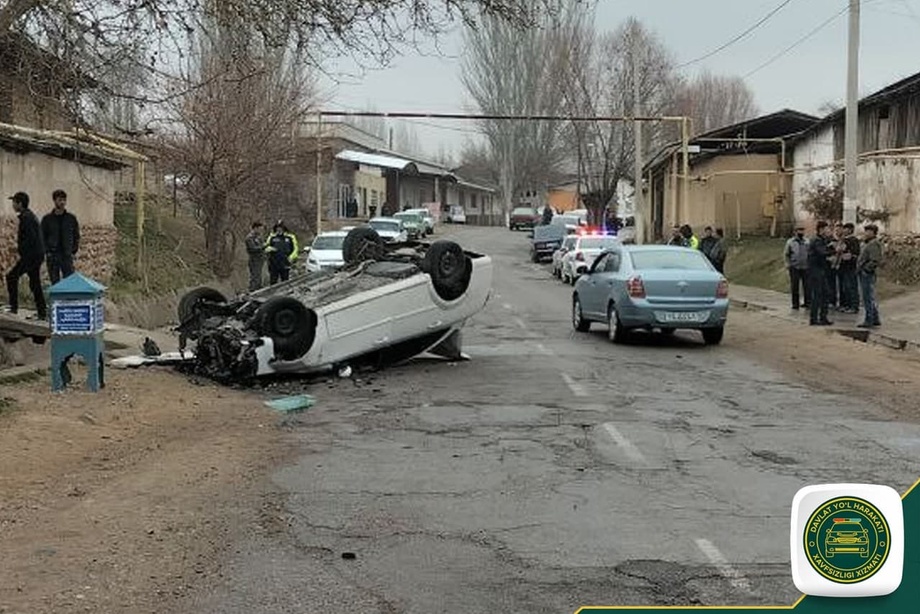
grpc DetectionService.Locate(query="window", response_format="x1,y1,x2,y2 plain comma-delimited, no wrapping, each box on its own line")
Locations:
371,190,379,207
605,254,621,272
312,235,346,250
630,250,712,271
878,105,891,148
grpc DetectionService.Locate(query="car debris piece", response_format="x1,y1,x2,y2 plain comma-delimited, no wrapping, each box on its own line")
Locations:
110,351,195,369
264,394,316,413
174,227,493,383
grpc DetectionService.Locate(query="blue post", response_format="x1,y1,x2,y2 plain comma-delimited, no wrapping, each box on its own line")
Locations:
48,273,107,392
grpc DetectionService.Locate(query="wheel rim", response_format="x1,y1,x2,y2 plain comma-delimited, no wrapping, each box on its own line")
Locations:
573,299,581,328
608,308,617,341
274,309,297,335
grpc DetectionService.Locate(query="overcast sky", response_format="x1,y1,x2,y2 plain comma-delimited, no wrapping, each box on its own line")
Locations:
318,0,920,160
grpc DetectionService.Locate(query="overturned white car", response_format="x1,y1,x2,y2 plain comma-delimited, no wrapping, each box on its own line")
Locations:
175,227,493,382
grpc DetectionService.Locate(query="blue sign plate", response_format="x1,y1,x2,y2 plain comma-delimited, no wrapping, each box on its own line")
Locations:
52,302,94,334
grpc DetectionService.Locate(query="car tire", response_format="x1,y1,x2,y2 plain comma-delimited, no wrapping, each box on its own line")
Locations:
178,286,226,323
608,304,628,344
702,326,724,345
342,227,385,265
423,240,472,302
255,296,317,361
572,295,590,332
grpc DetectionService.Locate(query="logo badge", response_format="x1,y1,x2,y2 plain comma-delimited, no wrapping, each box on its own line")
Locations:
803,496,889,583
791,484,904,597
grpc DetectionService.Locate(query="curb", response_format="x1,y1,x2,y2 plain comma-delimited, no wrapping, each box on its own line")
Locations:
731,297,919,355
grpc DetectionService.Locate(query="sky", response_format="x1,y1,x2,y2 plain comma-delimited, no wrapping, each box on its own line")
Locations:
318,0,920,160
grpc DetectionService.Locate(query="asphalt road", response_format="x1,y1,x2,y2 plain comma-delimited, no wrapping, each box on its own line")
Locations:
181,226,920,613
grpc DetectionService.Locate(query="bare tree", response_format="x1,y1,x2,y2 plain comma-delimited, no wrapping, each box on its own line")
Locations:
392,120,425,157
461,0,576,220
0,1,557,130
816,100,841,116
673,70,758,135
561,15,679,225
455,139,499,187
158,9,315,278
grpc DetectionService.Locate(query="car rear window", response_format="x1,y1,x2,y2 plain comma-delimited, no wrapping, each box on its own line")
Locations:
630,250,713,271
552,216,580,226
370,221,400,232
512,208,535,215
312,235,345,250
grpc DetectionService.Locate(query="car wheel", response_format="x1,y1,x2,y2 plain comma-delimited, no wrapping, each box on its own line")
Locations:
178,286,226,323
608,304,628,344
255,296,318,361
572,296,590,332
702,326,724,345
423,240,472,302
342,227,385,265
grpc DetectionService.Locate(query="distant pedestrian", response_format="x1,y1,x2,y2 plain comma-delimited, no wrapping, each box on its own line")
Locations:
245,221,265,292
666,225,687,246
784,225,810,310
541,203,553,225
807,220,833,326
838,222,861,313
699,226,718,261
680,224,699,249
40,189,80,285
709,228,727,274
265,221,299,285
4,192,47,320
856,224,883,328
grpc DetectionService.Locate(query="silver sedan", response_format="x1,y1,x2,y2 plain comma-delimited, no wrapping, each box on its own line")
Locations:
571,245,729,345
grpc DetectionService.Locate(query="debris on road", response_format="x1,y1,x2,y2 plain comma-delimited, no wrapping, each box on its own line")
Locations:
263,395,316,413
110,351,194,369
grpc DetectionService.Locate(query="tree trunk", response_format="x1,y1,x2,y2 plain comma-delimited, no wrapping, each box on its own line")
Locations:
203,191,236,279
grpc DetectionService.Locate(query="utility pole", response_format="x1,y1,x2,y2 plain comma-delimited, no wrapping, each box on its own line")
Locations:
632,35,645,244
844,0,860,225
316,113,323,234
681,117,690,223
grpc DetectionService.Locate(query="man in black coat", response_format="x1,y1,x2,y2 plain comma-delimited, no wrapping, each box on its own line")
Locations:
807,220,833,326
41,189,80,284
5,192,47,319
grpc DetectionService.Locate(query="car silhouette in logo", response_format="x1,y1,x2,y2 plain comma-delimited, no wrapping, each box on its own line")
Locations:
825,518,870,558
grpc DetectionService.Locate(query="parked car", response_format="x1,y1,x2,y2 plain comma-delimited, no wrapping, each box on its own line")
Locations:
447,205,467,224
304,231,346,273
175,227,494,382
393,211,426,239
509,207,540,231
550,214,584,235
560,232,622,285
571,245,729,345
552,235,579,278
570,209,589,225
405,208,435,235
367,217,408,243
530,222,565,263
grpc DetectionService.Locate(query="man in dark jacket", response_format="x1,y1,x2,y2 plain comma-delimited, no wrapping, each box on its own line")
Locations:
41,189,80,284
856,224,883,328
699,226,718,261
5,192,47,319
784,226,809,310
837,222,861,313
807,220,833,326
264,221,299,284
245,221,265,291
708,228,727,273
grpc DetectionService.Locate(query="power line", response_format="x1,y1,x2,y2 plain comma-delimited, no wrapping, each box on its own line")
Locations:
676,0,798,69
743,4,850,79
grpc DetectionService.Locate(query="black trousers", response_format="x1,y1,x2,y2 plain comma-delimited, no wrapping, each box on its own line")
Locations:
808,269,829,323
46,252,75,285
5,259,47,317
825,267,838,306
788,267,809,308
269,266,290,285
838,267,858,309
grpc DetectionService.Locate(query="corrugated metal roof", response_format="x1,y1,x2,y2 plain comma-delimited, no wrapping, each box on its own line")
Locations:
335,150,414,170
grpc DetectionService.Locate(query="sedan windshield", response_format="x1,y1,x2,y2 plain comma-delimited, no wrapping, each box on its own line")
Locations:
395,214,421,224
552,216,581,226
312,235,345,250
370,221,401,233
630,250,712,271
512,208,536,216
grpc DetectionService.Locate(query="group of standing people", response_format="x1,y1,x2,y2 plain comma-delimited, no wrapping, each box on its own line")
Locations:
666,224,727,273
245,220,300,291
4,190,81,320
784,221,882,328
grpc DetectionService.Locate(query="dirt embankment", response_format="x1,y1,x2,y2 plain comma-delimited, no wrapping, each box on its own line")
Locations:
0,369,294,614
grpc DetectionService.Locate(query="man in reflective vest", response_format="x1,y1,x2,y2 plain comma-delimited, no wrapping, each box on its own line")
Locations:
264,221,299,285
680,224,700,249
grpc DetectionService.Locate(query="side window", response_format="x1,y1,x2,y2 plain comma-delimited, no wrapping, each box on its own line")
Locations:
606,253,621,272
592,253,608,272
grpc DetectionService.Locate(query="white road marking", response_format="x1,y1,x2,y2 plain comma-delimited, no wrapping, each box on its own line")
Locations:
535,343,553,356
560,373,588,397
513,317,528,330
694,538,753,593
601,423,648,464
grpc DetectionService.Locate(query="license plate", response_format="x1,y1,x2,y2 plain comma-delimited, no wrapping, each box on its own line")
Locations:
658,311,708,323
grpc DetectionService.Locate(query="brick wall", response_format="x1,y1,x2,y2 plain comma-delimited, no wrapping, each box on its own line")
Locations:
0,218,117,285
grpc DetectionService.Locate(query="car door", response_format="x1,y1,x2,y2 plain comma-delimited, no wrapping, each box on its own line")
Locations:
579,252,610,318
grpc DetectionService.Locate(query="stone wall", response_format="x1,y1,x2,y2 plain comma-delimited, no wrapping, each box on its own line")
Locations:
0,218,117,285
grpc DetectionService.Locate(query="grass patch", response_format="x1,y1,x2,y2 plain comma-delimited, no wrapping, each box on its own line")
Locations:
0,368,46,386
0,396,14,416
725,235,915,300
110,200,215,300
